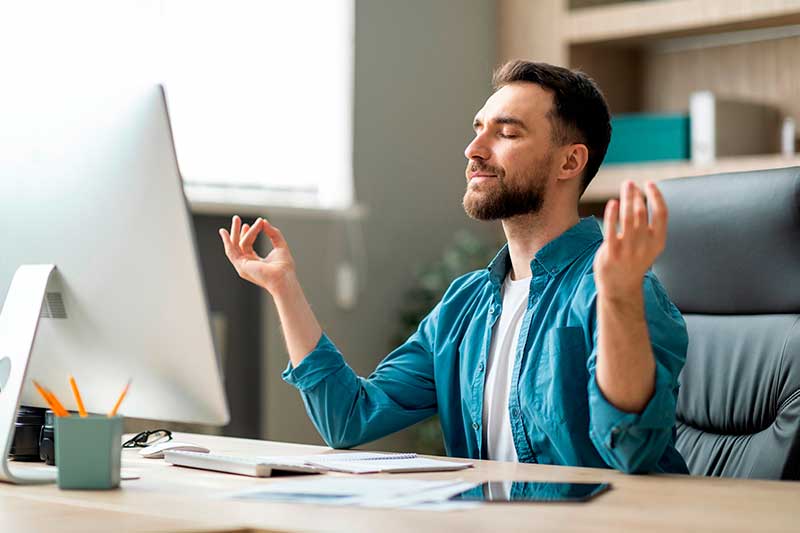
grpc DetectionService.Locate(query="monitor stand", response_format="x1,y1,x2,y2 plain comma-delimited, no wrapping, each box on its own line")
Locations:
0,264,57,484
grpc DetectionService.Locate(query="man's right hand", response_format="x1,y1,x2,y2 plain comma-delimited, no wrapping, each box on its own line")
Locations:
219,215,296,296
218,215,323,366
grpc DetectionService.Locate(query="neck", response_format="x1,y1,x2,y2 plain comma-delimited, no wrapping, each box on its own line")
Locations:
501,204,579,281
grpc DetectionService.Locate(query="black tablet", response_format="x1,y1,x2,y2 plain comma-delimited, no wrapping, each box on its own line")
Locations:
450,481,611,503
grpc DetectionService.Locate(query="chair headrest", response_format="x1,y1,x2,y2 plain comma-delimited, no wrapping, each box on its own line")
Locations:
653,166,800,314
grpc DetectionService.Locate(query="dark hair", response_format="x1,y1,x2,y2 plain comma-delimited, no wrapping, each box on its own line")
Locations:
492,60,611,193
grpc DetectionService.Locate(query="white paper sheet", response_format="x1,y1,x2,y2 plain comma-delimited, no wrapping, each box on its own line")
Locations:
227,477,480,510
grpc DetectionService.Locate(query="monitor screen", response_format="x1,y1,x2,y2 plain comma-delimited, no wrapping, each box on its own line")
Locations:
0,83,229,426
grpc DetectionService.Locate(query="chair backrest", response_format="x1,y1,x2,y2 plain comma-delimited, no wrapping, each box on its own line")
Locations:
653,166,800,480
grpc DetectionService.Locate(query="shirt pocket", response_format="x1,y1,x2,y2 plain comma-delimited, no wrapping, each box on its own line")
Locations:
534,326,590,424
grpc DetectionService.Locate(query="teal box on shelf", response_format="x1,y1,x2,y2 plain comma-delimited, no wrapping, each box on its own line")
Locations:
55,415,122,490
605,113,690,164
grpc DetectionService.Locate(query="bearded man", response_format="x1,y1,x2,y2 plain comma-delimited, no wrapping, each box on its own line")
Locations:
220,60,689,474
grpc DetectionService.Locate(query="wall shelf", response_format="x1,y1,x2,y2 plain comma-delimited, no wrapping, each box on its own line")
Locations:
496,1,800,205
582,154,800,202
566,0,800,45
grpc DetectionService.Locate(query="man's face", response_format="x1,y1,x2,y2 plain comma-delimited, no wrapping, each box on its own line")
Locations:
463,82,558,220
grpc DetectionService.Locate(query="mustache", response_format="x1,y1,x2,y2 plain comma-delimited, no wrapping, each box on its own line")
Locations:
469,161,504,177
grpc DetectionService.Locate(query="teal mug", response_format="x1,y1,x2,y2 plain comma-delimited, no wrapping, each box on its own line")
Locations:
54,415,122,490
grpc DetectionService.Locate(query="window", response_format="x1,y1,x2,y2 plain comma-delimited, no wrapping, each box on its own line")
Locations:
1,0,355,211
164,0,355,211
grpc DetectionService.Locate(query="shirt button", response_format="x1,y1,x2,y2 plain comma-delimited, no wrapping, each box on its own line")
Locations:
511,407,520,418
472,422,479,430
610,428,620,448
488,306,495,314
478,362,485,372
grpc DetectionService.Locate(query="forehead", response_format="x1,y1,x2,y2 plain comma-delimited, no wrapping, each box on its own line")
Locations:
475,82,554,128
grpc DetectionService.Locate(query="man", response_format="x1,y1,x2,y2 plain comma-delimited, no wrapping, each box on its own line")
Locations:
219,60,689,474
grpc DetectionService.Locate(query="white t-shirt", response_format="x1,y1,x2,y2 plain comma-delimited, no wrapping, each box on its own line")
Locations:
482,273,530,462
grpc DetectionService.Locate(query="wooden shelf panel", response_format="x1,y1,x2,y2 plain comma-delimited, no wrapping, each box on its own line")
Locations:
566,0,800,45
581,154,800,202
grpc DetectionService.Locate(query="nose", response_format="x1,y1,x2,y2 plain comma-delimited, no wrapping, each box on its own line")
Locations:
464,131,491,161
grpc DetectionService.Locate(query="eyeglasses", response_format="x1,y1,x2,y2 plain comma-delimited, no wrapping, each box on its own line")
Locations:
122,429,173,448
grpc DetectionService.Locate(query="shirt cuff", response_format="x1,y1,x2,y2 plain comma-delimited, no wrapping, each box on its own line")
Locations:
281,333,346,392
588,362,676,449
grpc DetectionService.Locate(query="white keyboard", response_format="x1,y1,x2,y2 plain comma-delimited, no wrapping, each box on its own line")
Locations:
163,451,321,477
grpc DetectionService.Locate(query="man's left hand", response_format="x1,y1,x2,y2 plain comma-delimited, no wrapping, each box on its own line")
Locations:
593,180,668,297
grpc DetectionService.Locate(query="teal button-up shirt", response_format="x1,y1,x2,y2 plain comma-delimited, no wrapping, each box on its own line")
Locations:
283,217,689,474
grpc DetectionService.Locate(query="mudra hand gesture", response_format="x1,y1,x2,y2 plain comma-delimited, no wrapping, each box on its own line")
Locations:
593,180,668,296
218,216,297,295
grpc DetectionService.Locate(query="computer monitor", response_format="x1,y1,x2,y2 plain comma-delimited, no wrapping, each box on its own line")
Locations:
0,84,230,437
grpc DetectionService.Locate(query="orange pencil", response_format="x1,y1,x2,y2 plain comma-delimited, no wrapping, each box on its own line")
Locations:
68,375,88,417
32,380,68,417
47,388,70,417
47,390,69,417
108,379,131,417
32,380,60,414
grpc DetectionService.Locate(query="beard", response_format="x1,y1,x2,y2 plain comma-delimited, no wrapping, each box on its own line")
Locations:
462,156,550,221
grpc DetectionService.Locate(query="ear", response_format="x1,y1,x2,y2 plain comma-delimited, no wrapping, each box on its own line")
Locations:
556,143,589,184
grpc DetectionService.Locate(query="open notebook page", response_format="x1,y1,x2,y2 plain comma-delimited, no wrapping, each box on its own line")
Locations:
255,452,471,474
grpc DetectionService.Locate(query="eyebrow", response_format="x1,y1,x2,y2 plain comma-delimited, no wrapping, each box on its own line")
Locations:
473,115,529,131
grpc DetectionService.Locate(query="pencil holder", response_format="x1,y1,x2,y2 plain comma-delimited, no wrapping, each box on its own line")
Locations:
54,415,122,490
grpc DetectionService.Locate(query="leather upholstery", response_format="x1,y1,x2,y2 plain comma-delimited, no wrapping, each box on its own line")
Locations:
653,166,800,479
655,166,800,314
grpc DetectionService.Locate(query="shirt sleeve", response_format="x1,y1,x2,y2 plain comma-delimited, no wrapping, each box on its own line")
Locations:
586,273,688,474
282,304,440,449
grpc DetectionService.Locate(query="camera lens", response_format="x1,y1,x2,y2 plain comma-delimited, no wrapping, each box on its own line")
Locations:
9,406,46,461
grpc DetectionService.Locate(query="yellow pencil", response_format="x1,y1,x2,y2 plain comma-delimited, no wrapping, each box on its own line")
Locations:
47,388,70,418
32,380,60,415
48,390,69,417
68,375,88,417
32,380,68,417
108,379,131,417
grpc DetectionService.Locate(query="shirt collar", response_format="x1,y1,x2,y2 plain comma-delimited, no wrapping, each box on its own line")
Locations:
486,217,604,286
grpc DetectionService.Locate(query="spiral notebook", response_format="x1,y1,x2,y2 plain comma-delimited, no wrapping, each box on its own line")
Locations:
164,450,472,477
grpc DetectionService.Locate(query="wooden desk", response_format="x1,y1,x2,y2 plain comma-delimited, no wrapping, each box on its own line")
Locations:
2,432,799,532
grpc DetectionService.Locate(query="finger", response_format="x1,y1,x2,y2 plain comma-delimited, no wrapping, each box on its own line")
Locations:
240,223,250,245
645,181,668,243
241,218,263,250
632,185,647,231
219,229,241,265
603,199,620,256
262,219,288,249
219,228,232,254
619,181,635,236
230,216,242,250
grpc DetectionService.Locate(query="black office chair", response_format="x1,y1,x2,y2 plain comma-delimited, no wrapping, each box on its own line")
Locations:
653,166,800,480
